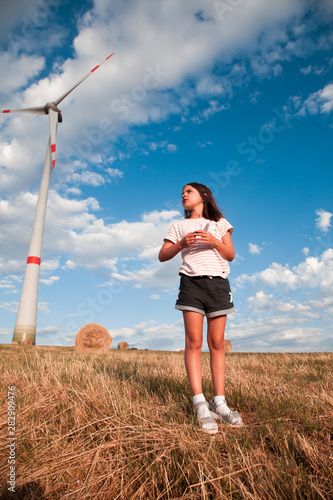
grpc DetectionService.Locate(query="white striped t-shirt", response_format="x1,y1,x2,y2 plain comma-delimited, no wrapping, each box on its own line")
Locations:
164,217,234,277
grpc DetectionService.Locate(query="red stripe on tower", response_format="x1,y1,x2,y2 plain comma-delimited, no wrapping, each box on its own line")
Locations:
51,144,56,153
27,256,41,265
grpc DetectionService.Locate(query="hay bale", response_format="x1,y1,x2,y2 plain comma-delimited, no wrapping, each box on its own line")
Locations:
224,339,232,354
11,341,18,345
75,323,112,353
22,339,32,346
117,342,129,350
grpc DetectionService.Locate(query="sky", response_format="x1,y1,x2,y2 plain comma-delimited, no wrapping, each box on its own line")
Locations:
0,0,332,352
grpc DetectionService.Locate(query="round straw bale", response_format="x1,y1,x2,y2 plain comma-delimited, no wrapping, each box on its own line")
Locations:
117,341,129,350
11,341,18,346
22,339,32,346
75,323,112,353
224,339,232,354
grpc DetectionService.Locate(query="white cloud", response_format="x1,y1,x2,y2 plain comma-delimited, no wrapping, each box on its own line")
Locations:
196,76,225,96
228,314,330,352
233,254,245,265
249,90,262,104
249,243,262,255
167,143,177,153
0,301,18,313
65,187,82,196
197,141,213,148
308,295,333,320
37,302,50,314
0,274,21,293
139,246,163,260
71,171,105,187
234,248,333,291
316,86,333,113
107,318,184,350
300,64,325,76
0,0,69,56
247,290,318,317
302,247,310,256
300,65,313,75
259,262,299,288
295,249,333,288
142,210,181,224
106,168,123,179
148,141,178,153
40,276,60,286
315,208,332,234
298,83,333,116
40,259,60,272
0,0,41,45
191,100,229,124
0,53,45,94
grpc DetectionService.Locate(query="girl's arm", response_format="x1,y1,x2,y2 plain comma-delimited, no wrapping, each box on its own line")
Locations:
193,229,235,262
158,234,196,262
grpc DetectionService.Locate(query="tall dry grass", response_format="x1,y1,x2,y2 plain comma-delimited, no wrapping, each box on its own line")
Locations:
0,346,332,499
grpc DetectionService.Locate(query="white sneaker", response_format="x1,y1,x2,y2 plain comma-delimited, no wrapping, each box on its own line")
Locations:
209,397,243,427
193,401,219,435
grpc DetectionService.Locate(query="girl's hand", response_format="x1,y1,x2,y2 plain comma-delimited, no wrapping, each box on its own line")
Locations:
180,232,196,248
158,233,196,262
193,230,235,261
193,230,217,246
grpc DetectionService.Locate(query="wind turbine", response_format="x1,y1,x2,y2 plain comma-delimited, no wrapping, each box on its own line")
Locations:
1,53,114,345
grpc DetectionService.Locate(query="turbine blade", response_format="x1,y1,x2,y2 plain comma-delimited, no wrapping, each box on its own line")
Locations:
48,109,58,169
54,53,114,106
1,106,46,115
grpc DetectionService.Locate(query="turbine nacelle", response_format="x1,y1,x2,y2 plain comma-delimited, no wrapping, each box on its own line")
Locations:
44,102,62,123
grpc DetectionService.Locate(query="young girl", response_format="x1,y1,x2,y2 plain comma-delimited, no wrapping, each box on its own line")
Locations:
159,182,242,435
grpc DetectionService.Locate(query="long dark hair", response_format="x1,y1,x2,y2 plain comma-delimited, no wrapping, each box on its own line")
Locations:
183,182,224,222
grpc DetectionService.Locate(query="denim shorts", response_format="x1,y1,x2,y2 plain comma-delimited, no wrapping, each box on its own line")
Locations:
175,274,235,318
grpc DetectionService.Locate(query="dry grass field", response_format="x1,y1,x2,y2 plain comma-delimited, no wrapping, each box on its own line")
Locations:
0,346,332,499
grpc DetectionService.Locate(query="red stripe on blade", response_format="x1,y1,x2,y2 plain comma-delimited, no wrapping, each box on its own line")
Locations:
2,110,10,113
52,160,55,169
91,65,100,73
51,144,56,153
27,256,41,265
106,53,114,59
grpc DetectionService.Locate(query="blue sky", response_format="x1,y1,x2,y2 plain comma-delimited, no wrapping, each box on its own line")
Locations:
0,0,332,352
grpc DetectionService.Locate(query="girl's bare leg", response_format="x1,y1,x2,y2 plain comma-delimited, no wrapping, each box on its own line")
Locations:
183,311,204,395
207,315,227,396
